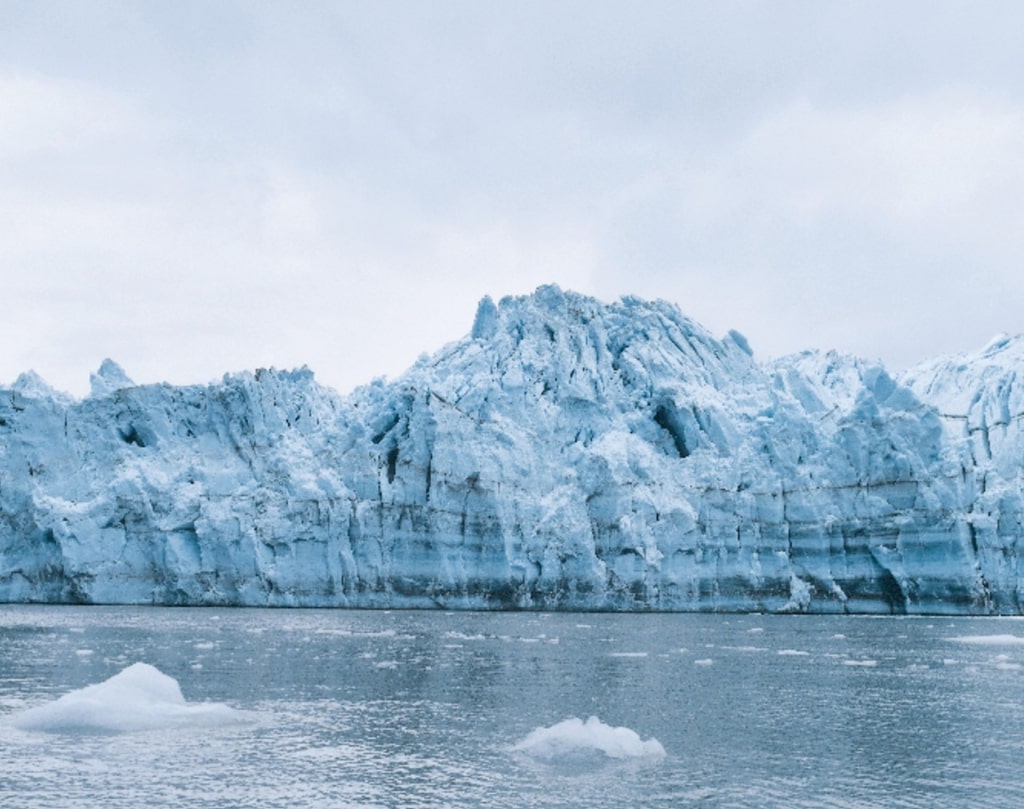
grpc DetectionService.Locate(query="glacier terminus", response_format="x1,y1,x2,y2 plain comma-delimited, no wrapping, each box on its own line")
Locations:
2,286,1023,614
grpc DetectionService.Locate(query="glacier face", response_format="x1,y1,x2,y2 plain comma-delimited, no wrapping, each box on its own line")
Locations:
1,286,1022,613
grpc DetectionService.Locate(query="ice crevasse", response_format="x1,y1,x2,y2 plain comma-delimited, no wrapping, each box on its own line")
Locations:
2,285,1023,614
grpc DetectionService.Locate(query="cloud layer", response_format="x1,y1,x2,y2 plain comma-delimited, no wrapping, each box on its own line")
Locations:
2,1,1023,395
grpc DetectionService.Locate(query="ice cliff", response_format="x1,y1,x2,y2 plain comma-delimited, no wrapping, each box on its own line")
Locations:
2,286,1022,613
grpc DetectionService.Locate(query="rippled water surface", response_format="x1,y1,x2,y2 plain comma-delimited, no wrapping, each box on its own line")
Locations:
2,606,1024,808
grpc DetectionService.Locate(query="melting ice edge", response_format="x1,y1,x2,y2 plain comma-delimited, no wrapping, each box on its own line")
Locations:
3,285,1024,614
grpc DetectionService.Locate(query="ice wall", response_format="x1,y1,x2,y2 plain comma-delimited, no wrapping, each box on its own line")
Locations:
1,286,1021,613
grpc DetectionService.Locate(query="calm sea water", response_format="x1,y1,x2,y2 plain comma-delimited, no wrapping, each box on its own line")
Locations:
2,606,1024,808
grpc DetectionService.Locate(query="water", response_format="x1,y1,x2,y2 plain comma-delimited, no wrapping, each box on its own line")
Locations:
2,606,1024,808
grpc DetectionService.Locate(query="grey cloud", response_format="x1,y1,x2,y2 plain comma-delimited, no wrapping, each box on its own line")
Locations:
2,1,1024,394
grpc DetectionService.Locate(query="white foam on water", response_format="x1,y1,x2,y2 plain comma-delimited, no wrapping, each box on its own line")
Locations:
8,662,251,733
777,649,810,656
951,635,1024,646
513,716,665,760
843,660,878,667
609,652,648,658
694,658,713,666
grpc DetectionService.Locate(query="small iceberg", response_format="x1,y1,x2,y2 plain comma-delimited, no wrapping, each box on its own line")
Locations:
9,662,250,733
513,716,665,760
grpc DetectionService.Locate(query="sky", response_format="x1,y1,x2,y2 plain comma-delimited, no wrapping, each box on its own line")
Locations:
3,1,1024,397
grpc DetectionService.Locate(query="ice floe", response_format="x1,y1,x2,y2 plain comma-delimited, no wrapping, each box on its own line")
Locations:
513,716,665,760
8,662,250,733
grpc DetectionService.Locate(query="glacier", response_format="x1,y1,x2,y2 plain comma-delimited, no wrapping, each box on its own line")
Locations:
2,285,1022,613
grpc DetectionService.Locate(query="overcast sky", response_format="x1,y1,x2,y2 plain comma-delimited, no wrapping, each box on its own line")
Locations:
3,1,1023,397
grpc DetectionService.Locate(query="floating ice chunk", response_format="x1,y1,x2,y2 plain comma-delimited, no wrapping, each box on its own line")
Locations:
951,635,1024,646
513,716,665,760
9,662,249,733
